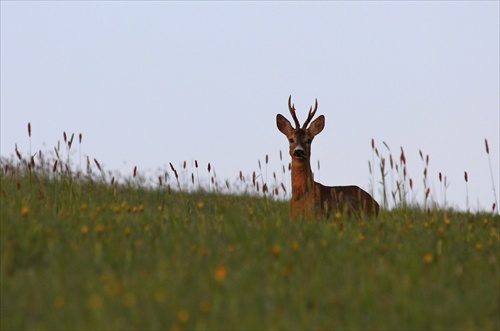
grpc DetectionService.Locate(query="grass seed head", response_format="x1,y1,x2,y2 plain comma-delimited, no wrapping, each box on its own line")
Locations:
281,183,287,194
94,159,101,171
15,144,22,161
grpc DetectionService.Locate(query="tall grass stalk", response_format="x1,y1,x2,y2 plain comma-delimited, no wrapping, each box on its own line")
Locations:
484,139,498,213
464,171,470,212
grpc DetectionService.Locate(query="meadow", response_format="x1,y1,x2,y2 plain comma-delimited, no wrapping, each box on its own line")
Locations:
1,127,499,330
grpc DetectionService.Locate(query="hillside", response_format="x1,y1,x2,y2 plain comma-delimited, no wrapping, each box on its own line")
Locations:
1,157,498,330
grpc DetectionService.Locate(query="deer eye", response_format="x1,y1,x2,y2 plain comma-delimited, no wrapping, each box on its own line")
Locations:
289,138,294,143
307,139,312,144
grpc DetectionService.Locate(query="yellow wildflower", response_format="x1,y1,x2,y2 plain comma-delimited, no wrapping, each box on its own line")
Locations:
87,293,104,310
21,206,29,217
177,309,190,324
280,266,291,277
199,248,209,257
215,265,228,282
423,253,434,264
154,288,167,304
81,225,90,235
121,292,136,308
199,302,212,314
271,244,281,256
96,223,105,233
53,296,65,309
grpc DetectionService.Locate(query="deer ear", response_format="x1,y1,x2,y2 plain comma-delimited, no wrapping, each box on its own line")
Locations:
276,114,293,136
308,115,325,137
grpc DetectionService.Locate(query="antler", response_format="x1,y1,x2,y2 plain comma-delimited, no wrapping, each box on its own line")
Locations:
302,98,318,129
288,95,301,129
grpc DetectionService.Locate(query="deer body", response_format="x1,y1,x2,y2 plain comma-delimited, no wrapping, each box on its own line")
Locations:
277,96,379,219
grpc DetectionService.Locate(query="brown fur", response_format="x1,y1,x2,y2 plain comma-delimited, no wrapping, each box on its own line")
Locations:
277,96,379,219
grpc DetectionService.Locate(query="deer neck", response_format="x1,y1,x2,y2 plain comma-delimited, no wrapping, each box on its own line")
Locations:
291,158,315,199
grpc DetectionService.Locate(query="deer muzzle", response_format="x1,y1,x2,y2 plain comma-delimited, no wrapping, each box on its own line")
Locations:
293,148,307,160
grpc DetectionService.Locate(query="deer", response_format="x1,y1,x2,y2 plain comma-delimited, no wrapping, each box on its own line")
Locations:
276,96,379,219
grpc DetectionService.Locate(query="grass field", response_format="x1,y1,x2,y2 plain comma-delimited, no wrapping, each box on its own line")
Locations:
1,131,499,330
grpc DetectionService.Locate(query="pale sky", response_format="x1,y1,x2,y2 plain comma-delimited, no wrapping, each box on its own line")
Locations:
1,1,499,211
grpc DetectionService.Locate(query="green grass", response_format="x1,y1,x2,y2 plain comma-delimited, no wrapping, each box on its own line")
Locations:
1,128,499,330
1,162,498,330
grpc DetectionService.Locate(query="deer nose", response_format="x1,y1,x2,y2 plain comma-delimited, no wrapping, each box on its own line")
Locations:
293,148,306,159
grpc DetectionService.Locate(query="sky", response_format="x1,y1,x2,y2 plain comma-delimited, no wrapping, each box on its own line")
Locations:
1,1,499,212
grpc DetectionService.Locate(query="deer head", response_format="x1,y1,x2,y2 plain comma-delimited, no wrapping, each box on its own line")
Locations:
276,95,325,161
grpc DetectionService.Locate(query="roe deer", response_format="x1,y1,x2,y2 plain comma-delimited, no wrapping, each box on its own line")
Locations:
276,96,379,219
